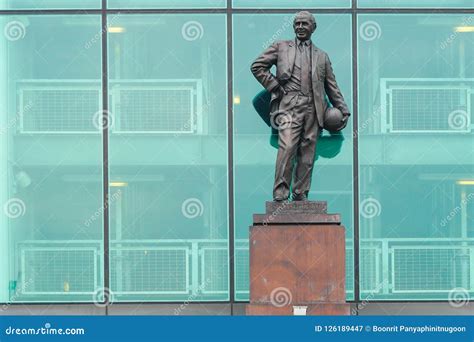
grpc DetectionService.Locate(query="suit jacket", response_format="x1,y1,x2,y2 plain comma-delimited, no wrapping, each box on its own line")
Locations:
250,39,350,128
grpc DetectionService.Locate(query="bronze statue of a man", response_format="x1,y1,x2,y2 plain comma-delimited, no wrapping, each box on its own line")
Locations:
251,11,350,202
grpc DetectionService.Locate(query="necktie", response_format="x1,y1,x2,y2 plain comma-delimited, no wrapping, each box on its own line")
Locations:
299,42,310,95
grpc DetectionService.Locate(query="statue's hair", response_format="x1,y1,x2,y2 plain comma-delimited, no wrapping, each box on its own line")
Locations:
293,11,317,29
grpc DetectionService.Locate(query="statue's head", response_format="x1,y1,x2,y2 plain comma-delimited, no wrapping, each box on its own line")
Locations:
293,11,317,41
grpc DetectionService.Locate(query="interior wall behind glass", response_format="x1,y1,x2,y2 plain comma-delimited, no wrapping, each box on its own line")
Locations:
0,0,99,9
107,14,229,302
358,0,474,8
0,15,103,303
358,14,474,300
233,0,350,8
108,0,225,8
233,13,354,301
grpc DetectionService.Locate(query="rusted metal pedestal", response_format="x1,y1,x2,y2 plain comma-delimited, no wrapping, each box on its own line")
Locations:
246,201,349,315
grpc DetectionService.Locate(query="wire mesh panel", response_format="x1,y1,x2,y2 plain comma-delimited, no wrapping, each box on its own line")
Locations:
235,248,249,296
200,248,228,294
111,80,202,133
346,246,381,294
21,248,97,295
360,247,381,293
345,248,354,293
381,79,472,133
110,248,189,294
392,247,471,293
19,83,101,133
116,88,194,133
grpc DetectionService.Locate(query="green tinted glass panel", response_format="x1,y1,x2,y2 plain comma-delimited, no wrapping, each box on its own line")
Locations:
0,15,103,303
358,0,474,8
0,0,99,9
233,13,354,301
108,14,229,302
108,0,225,8
358,14,474,300
233,0,350,8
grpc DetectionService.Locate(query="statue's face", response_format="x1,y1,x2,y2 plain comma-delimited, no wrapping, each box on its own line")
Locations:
293,16,315,41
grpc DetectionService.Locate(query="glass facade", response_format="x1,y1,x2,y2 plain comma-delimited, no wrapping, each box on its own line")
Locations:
233,0,350,8
1,2,473,305
0,0,99,9
358,0,474,8
358,14,474,300
0,15,103,302
108,0,226,8
107,14,229,301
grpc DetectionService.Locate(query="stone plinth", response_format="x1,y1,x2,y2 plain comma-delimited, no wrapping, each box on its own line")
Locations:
246,201,349,316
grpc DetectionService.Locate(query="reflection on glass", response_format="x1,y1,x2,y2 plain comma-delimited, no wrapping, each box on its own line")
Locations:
358,14,474,300
108,14,229,302
0,0,99,9
233,0,350,8
0,15,103,303
358,0,474,8
108,0,225,8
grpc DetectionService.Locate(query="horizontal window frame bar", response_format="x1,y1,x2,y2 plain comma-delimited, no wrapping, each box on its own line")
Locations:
1,8,474,15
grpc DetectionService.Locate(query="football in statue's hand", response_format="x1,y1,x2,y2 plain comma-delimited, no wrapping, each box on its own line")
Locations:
323,107,345,132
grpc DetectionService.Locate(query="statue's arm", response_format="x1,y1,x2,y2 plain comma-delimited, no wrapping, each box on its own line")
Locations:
250,42,280,92
324,53,350,116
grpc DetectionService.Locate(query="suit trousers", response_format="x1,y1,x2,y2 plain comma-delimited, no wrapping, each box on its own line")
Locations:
273,92,321,200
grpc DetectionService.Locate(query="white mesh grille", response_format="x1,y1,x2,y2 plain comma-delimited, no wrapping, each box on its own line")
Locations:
22,248,97,294
392,247,471,292
110,248,189,294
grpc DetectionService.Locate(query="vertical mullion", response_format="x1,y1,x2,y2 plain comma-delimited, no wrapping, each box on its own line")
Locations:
227,0,236,314
101,0,110,312
352,0,361,308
